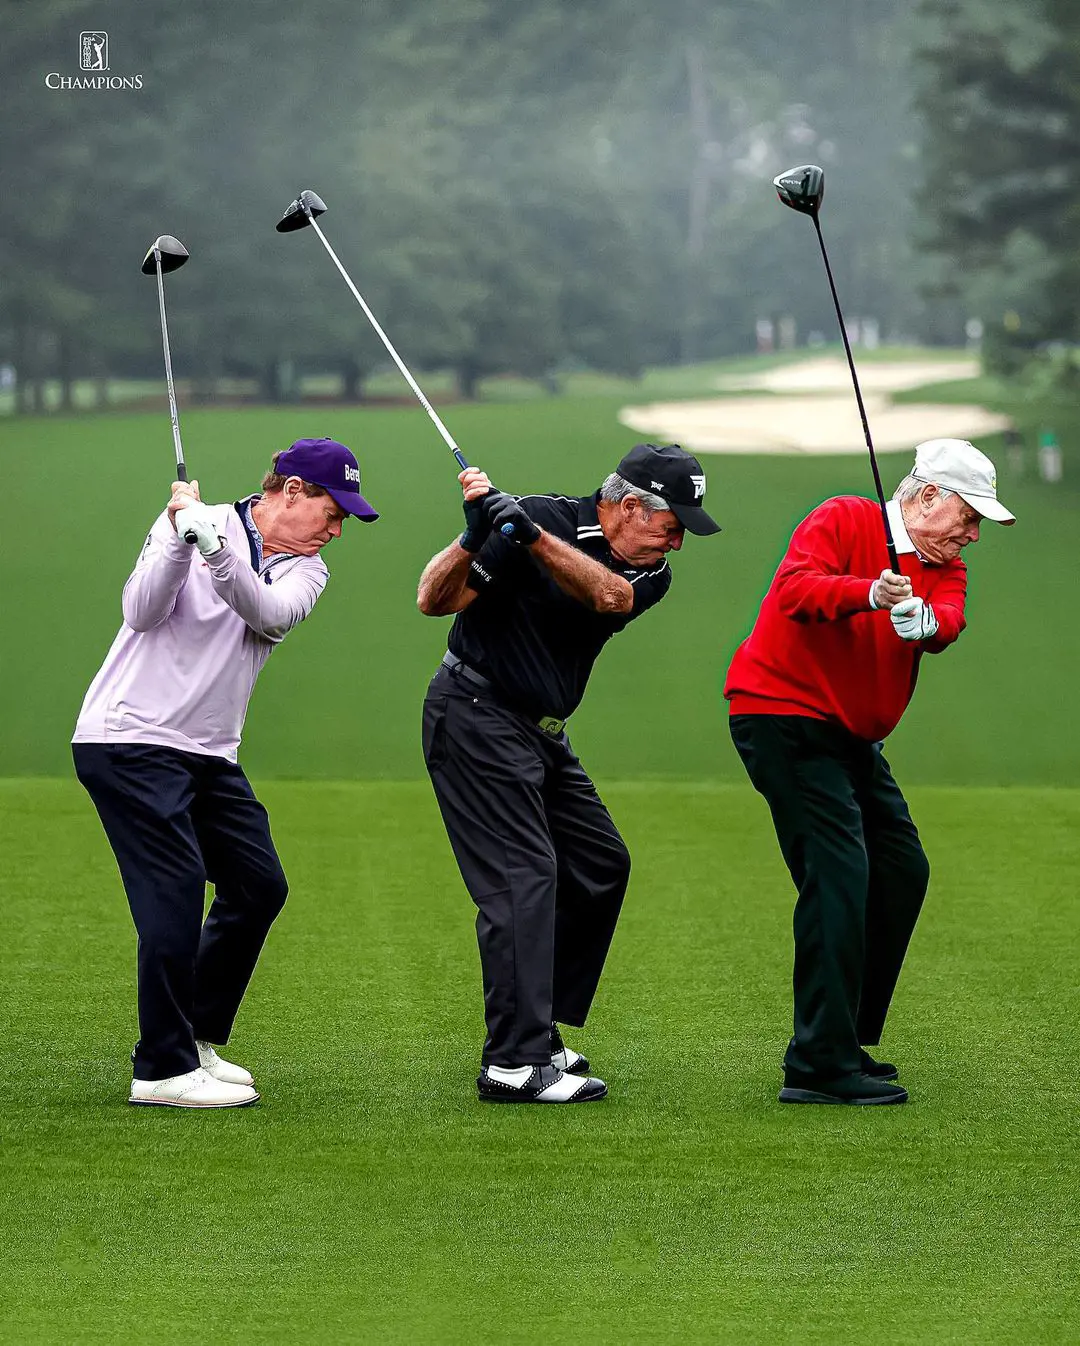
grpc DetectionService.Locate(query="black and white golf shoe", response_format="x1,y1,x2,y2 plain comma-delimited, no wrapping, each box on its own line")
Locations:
477,1063,607,1104
550,1022,590,1075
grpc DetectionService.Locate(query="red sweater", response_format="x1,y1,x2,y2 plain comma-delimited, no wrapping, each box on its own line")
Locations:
724,496,967,742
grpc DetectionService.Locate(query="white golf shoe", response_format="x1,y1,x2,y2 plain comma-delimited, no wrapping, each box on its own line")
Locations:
129,1067,259,1109
196,1040,255,1087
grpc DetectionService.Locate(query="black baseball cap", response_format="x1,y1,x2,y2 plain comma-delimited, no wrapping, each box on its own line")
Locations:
616,443,721,535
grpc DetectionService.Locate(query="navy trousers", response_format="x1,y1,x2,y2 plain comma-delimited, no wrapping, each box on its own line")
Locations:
72,743,288,1081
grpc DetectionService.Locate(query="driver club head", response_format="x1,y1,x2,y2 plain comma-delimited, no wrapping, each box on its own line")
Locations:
276,189,328,233
773,164,825,216
141,235,189,275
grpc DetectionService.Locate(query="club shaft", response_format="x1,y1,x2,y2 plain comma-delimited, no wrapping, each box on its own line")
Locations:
811,217,899,573
154,252,187,482
307,215,469,472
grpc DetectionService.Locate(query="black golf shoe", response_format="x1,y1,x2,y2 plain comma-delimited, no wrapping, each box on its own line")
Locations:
779,1070,908,1106
859,1048,899,1081
550,1022,590,1075
477,1063,607,1104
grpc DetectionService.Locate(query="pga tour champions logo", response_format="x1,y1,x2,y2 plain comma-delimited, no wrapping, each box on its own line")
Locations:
80,31,108,70
45,32,144,89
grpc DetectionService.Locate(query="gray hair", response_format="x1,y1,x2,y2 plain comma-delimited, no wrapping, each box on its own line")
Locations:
600,473,668,514
893,474,954,504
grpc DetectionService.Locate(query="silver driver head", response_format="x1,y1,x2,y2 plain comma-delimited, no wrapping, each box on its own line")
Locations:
140,235,189,275
276,189,328,233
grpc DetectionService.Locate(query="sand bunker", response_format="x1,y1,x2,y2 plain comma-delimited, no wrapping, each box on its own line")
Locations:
619,358,1012,456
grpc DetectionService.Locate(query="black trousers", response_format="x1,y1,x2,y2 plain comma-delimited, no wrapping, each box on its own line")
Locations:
729,715,930,1078
422,666,631,1067
72,743,288,1081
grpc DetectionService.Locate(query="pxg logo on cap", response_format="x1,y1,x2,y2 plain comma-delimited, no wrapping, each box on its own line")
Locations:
275,437,379,522
616,443,721,535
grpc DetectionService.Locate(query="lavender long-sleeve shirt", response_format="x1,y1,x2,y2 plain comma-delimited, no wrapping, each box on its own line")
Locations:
73,499,328,762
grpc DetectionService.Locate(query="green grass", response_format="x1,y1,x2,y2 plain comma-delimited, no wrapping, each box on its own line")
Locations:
2,364,1076,785
1,779,1077,1344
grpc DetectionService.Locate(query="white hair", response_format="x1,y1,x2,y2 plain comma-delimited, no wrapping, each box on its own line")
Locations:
893,474,954,504
600,473,667,513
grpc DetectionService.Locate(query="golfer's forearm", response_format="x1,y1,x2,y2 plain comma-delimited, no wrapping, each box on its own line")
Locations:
776,569,872,622
205,545,324,642
922,605,966,653
122,526,193,631
530,532,633,614
418,542,475,615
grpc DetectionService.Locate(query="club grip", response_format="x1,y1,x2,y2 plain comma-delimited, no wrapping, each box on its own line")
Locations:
500,522,515,537
176,462,188,483
183,528,198,545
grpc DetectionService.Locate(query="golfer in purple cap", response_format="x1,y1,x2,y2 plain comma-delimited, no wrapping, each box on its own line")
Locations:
72,438,377,1109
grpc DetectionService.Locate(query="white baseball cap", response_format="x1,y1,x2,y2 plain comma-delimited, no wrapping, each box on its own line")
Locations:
911,439,1015,525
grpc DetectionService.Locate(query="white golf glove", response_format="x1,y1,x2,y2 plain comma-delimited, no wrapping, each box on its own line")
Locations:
890,596,939,642
174,504,224,557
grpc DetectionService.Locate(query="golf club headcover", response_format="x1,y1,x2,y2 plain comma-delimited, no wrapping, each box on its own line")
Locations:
482,492,540,546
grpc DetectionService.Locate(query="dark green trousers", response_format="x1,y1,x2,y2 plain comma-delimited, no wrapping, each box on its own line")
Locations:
730,714,930,1078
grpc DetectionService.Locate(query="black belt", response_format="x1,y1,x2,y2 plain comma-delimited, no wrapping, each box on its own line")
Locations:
440,652,567,736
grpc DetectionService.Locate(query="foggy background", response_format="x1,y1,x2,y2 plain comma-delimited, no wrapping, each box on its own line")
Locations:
4,0,1076,409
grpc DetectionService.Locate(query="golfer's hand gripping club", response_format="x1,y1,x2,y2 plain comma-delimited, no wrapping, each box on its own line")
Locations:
173,503,224,557
483,492,540,546
167,480,203,547
890,596,939,642
870,569,913,611
459,469,497,553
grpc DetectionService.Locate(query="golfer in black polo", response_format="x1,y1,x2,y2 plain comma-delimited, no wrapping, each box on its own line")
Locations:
418,444,720,1103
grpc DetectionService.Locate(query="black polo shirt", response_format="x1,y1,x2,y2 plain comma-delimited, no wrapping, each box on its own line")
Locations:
447,491,672,720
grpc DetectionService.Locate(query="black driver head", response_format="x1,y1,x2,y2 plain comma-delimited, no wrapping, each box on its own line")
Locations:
276,189,328,233
140,235,189,275
773,164,825,216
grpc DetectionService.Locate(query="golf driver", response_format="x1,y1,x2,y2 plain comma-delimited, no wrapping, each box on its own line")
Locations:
140,235,199,546
773,165,899,572
276,189,470,474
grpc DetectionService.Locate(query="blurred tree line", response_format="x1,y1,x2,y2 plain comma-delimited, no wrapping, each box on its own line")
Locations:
3,0,1074,411
915,0,1080,381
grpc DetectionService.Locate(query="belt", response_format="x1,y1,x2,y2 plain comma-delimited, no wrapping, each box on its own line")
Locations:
440,652,567,736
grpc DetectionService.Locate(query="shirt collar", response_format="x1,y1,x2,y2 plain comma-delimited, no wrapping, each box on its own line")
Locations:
886,498,918,557
575,492,608,553
237,494,264,570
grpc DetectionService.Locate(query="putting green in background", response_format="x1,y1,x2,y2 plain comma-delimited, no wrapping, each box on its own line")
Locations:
2,364,1076,784
1,779,1077,1344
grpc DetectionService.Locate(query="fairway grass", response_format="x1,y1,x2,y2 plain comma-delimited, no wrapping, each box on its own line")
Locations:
2,779,1077,1344
3,383,1077,787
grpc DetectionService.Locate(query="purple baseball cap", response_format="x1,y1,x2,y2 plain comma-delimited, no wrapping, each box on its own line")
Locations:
273,438,379,522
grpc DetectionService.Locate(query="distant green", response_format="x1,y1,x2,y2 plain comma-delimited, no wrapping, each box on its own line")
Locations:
1,779,1077,1344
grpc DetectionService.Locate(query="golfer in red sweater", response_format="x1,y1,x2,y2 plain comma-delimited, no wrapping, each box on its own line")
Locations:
725,438,1014,1105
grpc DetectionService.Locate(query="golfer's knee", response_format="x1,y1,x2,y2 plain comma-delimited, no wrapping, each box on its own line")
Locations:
903,846,931,900
606,838,632,892
264,867,289,917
